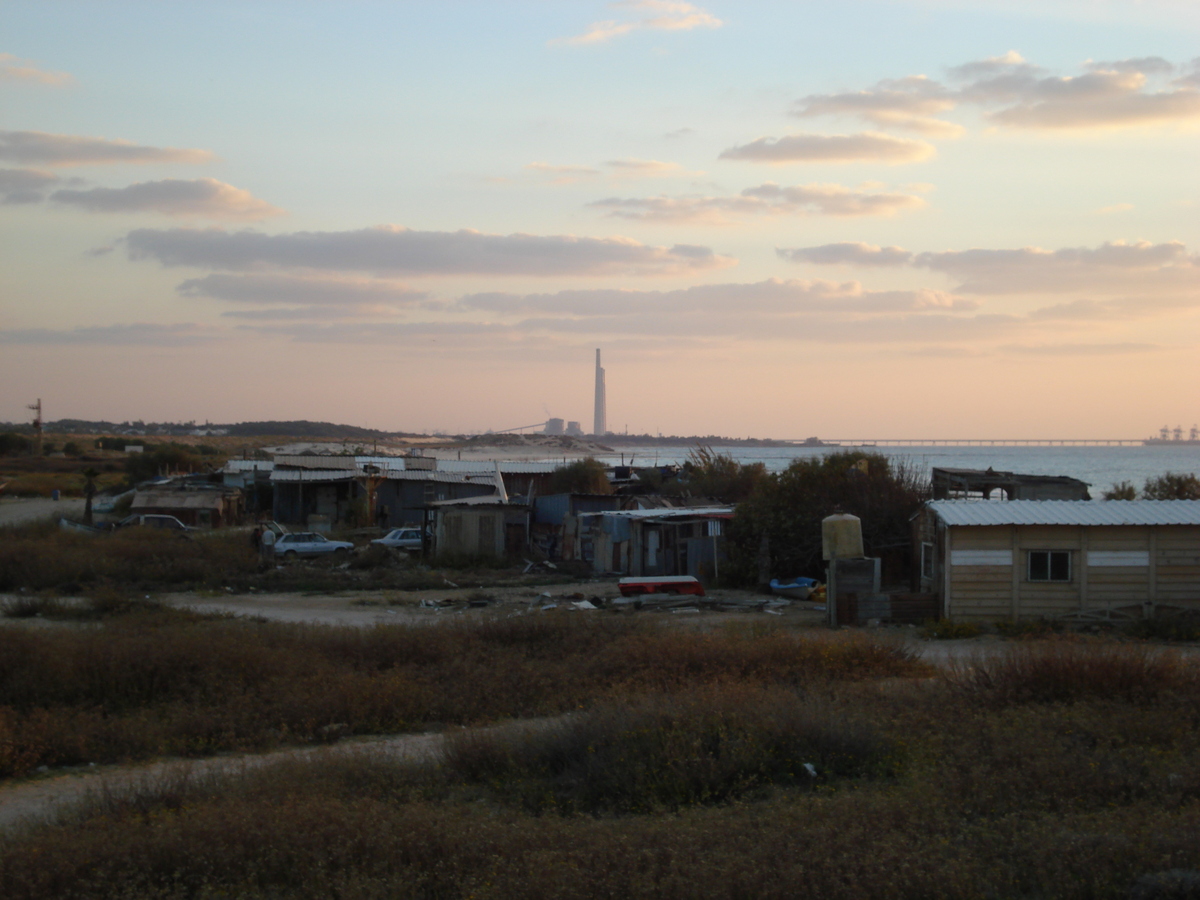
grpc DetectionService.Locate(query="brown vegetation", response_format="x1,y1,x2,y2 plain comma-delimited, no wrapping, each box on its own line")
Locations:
2,637,1199,898
0,614,924,778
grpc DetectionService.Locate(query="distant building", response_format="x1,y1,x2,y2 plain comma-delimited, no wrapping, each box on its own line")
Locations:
566,421,584,436
544,418,565,435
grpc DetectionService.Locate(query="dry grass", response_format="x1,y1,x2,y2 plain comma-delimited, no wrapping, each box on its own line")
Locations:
3,669,1200,898
443,687,897,813
941,641,1195,705
0,524,259,593
0,615,925,777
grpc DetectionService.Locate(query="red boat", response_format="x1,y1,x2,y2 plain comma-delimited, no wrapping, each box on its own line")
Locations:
618,575,705,597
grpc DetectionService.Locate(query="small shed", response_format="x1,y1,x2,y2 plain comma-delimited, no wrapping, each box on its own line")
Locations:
431,497,530,560
914,500,1200,622
586,506,733,578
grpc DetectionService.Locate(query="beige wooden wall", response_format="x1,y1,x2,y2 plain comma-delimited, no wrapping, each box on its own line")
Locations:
945,524,1200,622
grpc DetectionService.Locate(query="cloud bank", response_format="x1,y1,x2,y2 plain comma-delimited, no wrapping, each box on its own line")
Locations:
51,178,283,219
0,167,62,203
719,132,936,165
126,225,735,276
780,239,1200,296
794,53,1200,135
590,182,926,223
0,130,214,167
178,273,427,307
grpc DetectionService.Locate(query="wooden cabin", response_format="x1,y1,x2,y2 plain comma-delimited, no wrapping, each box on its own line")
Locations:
913,500,1200,623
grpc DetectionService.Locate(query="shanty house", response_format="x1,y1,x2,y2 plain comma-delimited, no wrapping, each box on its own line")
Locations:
431,496,530,560
586,507,733,578
914,500,1200,622
271,456,362,526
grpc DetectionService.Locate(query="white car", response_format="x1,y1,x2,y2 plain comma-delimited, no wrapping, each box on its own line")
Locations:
274,532,354,559
370,527,424,551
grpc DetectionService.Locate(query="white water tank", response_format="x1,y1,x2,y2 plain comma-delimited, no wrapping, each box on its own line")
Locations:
822,513,863,560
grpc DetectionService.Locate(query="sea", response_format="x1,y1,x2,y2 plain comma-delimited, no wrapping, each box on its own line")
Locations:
595,444,1200,494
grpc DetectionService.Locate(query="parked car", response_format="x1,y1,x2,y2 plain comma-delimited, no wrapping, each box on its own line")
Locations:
274,532,354,559
370,527,424,551
114,514,193,533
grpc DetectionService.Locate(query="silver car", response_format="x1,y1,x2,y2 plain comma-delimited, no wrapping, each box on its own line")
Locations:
370,527,424,551
274,532,354,559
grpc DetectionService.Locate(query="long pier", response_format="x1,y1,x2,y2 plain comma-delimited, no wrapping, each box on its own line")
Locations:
791,439,1149,447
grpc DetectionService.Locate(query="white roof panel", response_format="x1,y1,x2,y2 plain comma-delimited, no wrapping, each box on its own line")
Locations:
594,507,734,520
222,460,274,473
928,500,1200,527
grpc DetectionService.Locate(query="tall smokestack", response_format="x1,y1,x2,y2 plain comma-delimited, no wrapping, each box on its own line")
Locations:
593,348,607,436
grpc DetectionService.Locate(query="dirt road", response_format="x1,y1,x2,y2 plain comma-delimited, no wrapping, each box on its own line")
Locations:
0,497,85,528
0,718,563,834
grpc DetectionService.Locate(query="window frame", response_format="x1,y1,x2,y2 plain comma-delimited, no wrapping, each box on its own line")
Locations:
920,542,935,580
1027,549,1072,583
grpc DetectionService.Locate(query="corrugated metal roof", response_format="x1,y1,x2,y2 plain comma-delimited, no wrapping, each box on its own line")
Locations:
428,494,514,507
593,507,734,520
272,455,358,470
928,500,1200,527
271,470,357,483
222,460,274,472
380,471,478,484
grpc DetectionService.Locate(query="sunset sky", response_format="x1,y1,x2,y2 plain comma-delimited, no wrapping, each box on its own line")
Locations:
3,1,1199,439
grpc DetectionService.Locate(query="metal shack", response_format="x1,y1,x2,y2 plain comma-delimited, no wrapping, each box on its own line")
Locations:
431,496,530,560
913,500,1200,623
587,507,733,578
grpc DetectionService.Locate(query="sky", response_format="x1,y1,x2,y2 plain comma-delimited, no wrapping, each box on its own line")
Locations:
2,0,1199,440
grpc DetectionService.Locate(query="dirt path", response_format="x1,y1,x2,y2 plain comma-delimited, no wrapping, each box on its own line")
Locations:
0,497,85,527
0,718,566,834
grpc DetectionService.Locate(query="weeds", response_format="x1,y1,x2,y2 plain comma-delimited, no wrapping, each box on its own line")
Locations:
941,641,1194,705
443,687,898,813
0,616,926,777
921,619,982,640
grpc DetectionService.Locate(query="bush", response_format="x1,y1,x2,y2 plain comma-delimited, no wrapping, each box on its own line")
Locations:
1143,472,1200,500
444,688,899,813
544,457,612,494
726,451,929,585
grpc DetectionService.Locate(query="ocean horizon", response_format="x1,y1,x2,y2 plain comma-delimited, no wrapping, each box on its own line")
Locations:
596,443,1200,495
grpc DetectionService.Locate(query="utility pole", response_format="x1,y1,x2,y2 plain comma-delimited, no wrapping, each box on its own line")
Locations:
27,399,43,456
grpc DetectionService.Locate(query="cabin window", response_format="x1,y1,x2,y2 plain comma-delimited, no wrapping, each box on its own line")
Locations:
1028,550,1071,582
920,542,934,580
